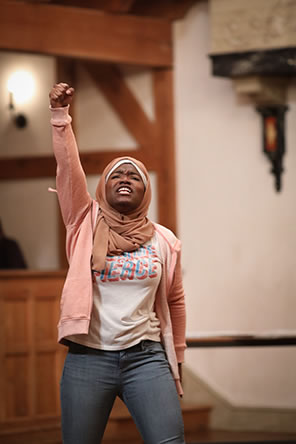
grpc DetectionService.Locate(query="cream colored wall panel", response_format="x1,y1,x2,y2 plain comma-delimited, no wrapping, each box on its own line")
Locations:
0,52,55,158
174,1,296,408
210,0,296,54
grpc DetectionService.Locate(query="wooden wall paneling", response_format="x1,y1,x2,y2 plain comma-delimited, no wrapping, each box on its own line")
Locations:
0,296,4,423
36,352,57,415
34,280,63,416
4,292,28,351
5,354,29,419
35,299,58,347
0,1,172,67
153,68,177,234
82,62,156,149
0,272,66,435
34,280,67,417
35,295,53,416
54,298,66,417
33,277,66,416
27,292,36,419
1,288,31,421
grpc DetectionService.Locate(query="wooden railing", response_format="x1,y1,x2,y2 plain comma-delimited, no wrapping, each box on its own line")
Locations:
186,332,296,348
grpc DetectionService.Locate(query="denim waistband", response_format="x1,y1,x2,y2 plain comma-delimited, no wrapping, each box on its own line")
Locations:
68,340,160,354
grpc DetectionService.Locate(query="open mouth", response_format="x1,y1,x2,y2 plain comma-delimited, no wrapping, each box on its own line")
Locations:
117,186,132,195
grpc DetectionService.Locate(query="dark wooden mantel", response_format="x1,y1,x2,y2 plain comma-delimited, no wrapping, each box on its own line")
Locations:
186,333,296,348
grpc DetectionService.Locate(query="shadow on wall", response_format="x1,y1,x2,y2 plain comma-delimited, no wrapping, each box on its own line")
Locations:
0,218,27,269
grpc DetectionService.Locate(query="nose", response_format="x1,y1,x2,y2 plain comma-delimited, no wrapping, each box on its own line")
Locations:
119,175,131,183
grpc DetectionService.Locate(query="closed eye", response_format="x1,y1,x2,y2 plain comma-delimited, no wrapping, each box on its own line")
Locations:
110,173,141,181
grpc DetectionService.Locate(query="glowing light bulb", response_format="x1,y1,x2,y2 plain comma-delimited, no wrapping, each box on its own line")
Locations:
7,70,35,105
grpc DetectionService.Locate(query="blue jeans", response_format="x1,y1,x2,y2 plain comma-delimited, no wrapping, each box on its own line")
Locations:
60,340,185,444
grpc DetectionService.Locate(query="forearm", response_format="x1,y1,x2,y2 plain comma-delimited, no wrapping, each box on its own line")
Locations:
168,253,187,362
170,300,186,363
50,106,91,226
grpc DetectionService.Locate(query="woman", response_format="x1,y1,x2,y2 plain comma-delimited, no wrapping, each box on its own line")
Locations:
49,83,186,444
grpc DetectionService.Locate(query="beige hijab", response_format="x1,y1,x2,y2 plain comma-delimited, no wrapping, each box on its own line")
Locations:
92,156,155,271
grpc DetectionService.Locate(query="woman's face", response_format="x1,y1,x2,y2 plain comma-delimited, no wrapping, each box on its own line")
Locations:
105,163,145,214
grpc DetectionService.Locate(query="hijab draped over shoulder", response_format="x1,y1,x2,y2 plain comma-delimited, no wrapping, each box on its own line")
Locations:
92,156,155,271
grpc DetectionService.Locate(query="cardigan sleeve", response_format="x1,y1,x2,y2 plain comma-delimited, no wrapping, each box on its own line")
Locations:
50,106,92,227
168,250,186,363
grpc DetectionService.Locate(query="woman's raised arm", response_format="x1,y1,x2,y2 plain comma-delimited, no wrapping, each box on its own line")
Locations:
49,83,92,227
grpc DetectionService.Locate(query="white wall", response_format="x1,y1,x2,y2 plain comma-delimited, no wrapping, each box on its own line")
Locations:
174,1,296,408
0,52,54,158
0,53,58,269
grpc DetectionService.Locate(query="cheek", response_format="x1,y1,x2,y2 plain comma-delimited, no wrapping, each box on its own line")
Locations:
137,187,145,202
105,184,113,204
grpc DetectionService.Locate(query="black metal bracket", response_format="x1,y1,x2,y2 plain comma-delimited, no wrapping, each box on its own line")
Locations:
8,92,28,129
256,105,288,192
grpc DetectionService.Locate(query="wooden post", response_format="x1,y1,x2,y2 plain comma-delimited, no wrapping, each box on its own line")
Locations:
153,68,177,235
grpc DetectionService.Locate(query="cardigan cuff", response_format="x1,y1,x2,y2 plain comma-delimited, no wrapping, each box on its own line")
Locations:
176,347,185,363
50,105,72,126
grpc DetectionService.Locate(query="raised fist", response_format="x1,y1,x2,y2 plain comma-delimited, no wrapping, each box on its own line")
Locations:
49,83,74,108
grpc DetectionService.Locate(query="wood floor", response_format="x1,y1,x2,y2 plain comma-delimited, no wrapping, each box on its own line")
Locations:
0,388,295,444
1,429,296,444
189,429,296,443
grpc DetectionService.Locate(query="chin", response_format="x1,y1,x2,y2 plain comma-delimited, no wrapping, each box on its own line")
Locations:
116,203,137,215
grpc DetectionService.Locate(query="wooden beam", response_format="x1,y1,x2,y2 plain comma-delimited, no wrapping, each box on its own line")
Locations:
0,155,57,180
153,68,177,235
95,0,136,13
49,0,136,13
130,0,197,20
83,62,156,147
0,149,159,180
0,1,172,67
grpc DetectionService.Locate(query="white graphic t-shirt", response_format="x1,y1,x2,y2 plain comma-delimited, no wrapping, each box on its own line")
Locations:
67,233,162,350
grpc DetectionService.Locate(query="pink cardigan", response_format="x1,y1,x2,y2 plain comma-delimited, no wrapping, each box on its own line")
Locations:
50,106,186,395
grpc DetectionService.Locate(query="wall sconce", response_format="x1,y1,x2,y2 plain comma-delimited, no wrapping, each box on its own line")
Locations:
256,106,288,192
231,76,289,192
7,70,35,129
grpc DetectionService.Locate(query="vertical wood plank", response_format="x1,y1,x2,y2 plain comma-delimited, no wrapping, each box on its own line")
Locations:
5,355,29,418
2,292,31,420
36,352,57,415
153,68,177,234
0,297,5,422
27,292,36,417
0,272,66,433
